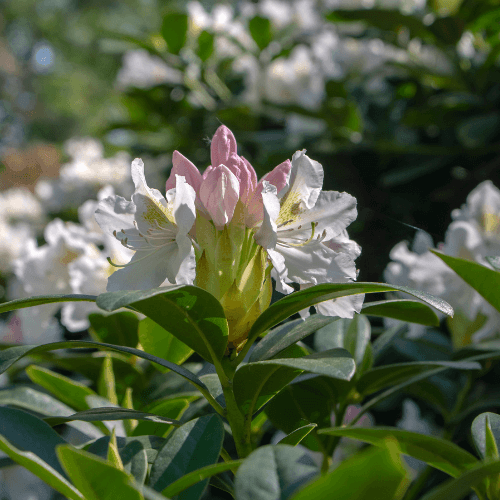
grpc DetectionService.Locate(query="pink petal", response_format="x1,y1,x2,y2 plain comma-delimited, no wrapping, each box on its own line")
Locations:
165,151,202,192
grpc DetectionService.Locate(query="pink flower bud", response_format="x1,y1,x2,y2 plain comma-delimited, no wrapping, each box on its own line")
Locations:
165,151,202,192
199,165,240,229
211,125,237,170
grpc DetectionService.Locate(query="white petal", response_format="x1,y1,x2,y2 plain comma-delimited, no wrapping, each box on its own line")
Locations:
283,150,323,209
173,175,196,236
254,181,280,249
95,195,136,236
268,248,293,294
315,294,365,319
106,245,174,291
172,234,196,285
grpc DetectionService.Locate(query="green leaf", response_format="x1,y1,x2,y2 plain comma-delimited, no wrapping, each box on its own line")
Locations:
161,12,188,55
234,445,318,500
132,398,190,437
243,282,453,358
431,250,500,313
362,299,441,326
197,30,214,62
0,434,84,500
0,407,69,476
0,340,210,396
419,460,500,500
149,414,224,498
314,315,371,374
235,349,355,415
57,445,143,500
96,285,228,362
265,379,335,452
138,317,193,371
0,385,103,439
26,365,97,411
248,16,273,50
98,354,118,405
472,412,500,460
162,460,244,497
0,293,97,315
371,325,405,362
44,407,182,428
357,360,481,395
249,316,338,362
318,427,478,477
277,424,317,446
85,435,166,465
89,312,139,348
290,441,409,500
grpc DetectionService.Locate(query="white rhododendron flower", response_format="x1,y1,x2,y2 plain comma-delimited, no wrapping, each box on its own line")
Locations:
96,124,362,347
385,181,500,346
95,159,197,291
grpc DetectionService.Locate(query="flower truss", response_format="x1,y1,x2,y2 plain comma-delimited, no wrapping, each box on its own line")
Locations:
96,125,362,350
385,180,500,346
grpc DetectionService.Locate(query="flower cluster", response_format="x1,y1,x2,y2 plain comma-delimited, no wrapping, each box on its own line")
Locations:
385,181,500,346
96,125,362,349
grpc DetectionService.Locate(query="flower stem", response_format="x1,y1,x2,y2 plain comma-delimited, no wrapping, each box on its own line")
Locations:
222,382,253,458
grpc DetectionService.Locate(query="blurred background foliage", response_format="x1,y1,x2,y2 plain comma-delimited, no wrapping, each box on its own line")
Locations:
1,0,500,281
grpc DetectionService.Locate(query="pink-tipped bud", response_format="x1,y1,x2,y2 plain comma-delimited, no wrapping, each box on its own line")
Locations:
166,151,202,193
211,125,237,170
199,165,240,229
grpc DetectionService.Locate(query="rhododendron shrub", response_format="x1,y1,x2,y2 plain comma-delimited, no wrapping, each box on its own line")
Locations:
2,126,500,500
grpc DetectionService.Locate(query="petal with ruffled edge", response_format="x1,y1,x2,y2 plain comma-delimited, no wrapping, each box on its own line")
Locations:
95,195,136,237
254,181,280,250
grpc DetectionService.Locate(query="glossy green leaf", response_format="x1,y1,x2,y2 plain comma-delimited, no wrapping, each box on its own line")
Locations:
96,285,228,362
132,398,190,437
318,427,478,477
161,12,188,55
249,316,338,362
314,315,371,375
265,380,334,452
248,16,273,50
0,385,103,439
291,441,409,500
235,445,318,500
0,340,209,397
0,407,69,476
371,325,405,362
162,460,244,498
85,435,166,465
0,293,97,315
57,445,143,500
26,365,97,411
419,460,500,500
45,407,182,428
235,349,355,415
0,435,84,500
149,415,224,498
242,282,453,359
277,424,317,446
472,412,500,460
431,250,500,313
138,317,193,371
357,360,481,395
89,312,139,348
362,299,440,326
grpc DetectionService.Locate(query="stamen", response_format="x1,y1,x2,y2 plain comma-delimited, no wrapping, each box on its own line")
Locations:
285,222,317,247
106,246,164,268
277,219,294,228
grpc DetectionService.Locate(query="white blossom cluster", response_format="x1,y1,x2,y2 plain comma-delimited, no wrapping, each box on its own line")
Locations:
0,138,147,345
385,181,500,345
113,0,481,136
